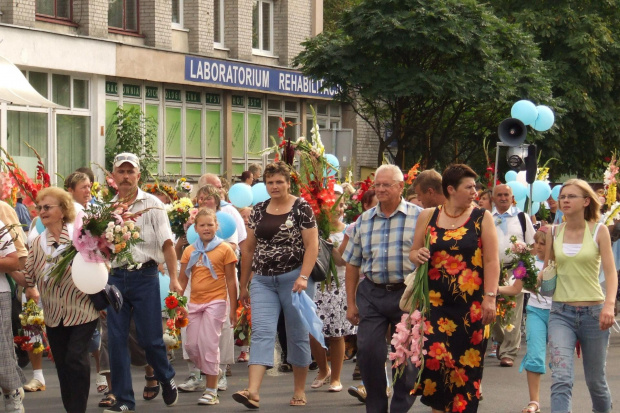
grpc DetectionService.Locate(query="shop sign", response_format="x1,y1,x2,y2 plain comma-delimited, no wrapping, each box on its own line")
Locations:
145,86,159,100
123,84,141,98
186,91,201,103
185,56,339,99
232,95,245,107
248,97,262,109
205,93,221,105
165,89,182,102
106,81,118,95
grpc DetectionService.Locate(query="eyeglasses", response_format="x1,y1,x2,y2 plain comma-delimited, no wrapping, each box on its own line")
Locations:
373,182,400,189
35,205,59,212
558,194,586,201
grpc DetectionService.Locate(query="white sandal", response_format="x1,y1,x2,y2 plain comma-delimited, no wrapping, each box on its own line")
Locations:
522,401,540,413
96,374,108,394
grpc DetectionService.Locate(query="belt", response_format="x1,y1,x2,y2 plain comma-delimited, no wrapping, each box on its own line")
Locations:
113,260,158,272
371,281,405,292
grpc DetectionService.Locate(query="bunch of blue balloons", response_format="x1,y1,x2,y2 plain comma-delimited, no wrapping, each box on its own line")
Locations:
511,100,555,132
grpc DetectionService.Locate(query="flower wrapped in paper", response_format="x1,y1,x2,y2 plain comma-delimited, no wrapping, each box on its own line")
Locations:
14,299,47,355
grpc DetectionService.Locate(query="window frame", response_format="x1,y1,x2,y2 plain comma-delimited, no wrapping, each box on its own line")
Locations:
35,0,76,25
108,0,140,35
171,0,183,29
252,0,274,55
213,0,225,48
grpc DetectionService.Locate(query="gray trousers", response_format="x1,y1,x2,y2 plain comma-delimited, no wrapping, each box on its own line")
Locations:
356,279,416,413
492,291,524,360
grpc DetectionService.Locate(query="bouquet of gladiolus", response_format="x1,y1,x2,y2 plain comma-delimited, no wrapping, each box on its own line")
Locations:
162,292,189,350
234,301,252,345
504,235,539,292
495,267,517,329
166,198,197,238
47,200,145,283
390,229,431,387
14,299,47,354
0,144,51,207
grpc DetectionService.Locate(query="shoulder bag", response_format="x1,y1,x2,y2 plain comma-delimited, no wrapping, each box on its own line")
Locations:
310,236,333,282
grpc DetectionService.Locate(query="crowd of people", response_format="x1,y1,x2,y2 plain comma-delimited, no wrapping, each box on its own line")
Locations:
0,153,617,413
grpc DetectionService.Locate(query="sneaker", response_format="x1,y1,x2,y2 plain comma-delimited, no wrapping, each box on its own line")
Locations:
347,385,366,404
103,403,135,413
487,342,498,358
198,390,220,405
217,369,228,391
237,351,249,362
161,378,179,406
179,374,205,393
4,388,24,413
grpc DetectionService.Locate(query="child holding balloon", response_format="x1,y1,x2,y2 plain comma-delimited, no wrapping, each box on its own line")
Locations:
179,209,238,405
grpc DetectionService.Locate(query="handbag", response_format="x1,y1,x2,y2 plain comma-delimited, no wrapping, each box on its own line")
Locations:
89,284,124,312
310,237,333,282
539,225,557,297
399,208,435,312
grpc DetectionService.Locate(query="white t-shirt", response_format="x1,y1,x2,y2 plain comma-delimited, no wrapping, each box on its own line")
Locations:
0,219,18,293
526,258,552,310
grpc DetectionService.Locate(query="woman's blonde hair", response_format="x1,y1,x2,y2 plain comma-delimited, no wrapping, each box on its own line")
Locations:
36,187,76,223
196,185,221,211
560,179,600,222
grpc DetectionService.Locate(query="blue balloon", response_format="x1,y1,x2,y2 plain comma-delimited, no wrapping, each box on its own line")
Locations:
507,181,527,201
551,185,562,201
511,100,538,126
505,170,518,183
216,211,236,239
531,181,552,202
186,224,199,244
324,154,340,177
251,183,270,205
516,197,526,212
533,105,555,132
531,202,540,216
159,272,171,310
228,183,253,208
35,217,44,234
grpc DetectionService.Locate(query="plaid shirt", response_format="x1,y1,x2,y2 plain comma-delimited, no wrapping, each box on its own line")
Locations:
343,199,422,284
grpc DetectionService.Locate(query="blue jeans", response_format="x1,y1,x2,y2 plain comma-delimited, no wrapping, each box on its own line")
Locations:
548,302,612,413
248,267,316,368
520,305,550,374
108,266,175,409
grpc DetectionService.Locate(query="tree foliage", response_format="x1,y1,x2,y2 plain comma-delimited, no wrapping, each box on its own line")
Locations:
323,0,362,33
294,0,554,172
491,0,620,179
105,106,157,184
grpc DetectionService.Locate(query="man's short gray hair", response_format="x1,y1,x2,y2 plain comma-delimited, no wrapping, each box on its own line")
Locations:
375,164,404,182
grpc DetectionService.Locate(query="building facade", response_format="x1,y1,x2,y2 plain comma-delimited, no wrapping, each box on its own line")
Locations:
0,0,377,182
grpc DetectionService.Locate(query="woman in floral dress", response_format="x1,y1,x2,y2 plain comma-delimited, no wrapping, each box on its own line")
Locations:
410,164,499,413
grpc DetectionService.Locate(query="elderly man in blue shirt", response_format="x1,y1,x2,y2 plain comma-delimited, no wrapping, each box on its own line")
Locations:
343,164,421,413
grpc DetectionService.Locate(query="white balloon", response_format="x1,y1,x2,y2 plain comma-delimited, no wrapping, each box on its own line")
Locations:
516,171,527,185
71,252,108,294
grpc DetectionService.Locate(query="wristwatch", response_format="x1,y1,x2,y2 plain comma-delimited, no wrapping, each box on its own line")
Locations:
484,292,497,298
299,275,309,281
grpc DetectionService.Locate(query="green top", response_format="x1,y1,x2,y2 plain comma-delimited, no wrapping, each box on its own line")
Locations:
554,221,605,302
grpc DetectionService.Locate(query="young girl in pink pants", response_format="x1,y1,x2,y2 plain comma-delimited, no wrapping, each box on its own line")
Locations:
179,209,238,405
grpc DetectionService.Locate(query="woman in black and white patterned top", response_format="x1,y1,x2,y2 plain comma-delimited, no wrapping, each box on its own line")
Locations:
233,161,319,409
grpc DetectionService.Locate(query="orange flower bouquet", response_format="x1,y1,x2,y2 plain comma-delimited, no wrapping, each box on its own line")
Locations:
163,292,189,350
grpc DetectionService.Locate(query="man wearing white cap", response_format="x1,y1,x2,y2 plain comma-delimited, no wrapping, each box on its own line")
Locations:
105,153,182,413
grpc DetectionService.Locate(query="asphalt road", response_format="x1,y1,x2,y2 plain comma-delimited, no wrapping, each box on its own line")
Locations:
20,329,620,412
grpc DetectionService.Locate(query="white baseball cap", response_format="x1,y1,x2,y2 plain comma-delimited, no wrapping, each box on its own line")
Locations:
114,152,140,168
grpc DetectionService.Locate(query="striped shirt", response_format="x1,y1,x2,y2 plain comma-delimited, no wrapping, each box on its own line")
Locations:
111,189,174,267
24,224,98,327
343,199,422,284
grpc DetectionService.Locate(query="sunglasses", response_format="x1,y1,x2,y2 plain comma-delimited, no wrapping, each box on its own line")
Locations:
35,205,59,212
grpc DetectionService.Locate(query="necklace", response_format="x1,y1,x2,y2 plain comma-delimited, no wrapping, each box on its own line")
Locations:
442,204,468,227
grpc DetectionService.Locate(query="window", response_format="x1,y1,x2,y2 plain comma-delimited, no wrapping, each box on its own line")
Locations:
252,0,273,53
171,0,183,28
109,0,139,32
36,0,71,20
213,0,224,46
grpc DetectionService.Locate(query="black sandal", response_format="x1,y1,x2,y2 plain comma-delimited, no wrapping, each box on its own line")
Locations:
98,393,117,408
143,375,160,401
